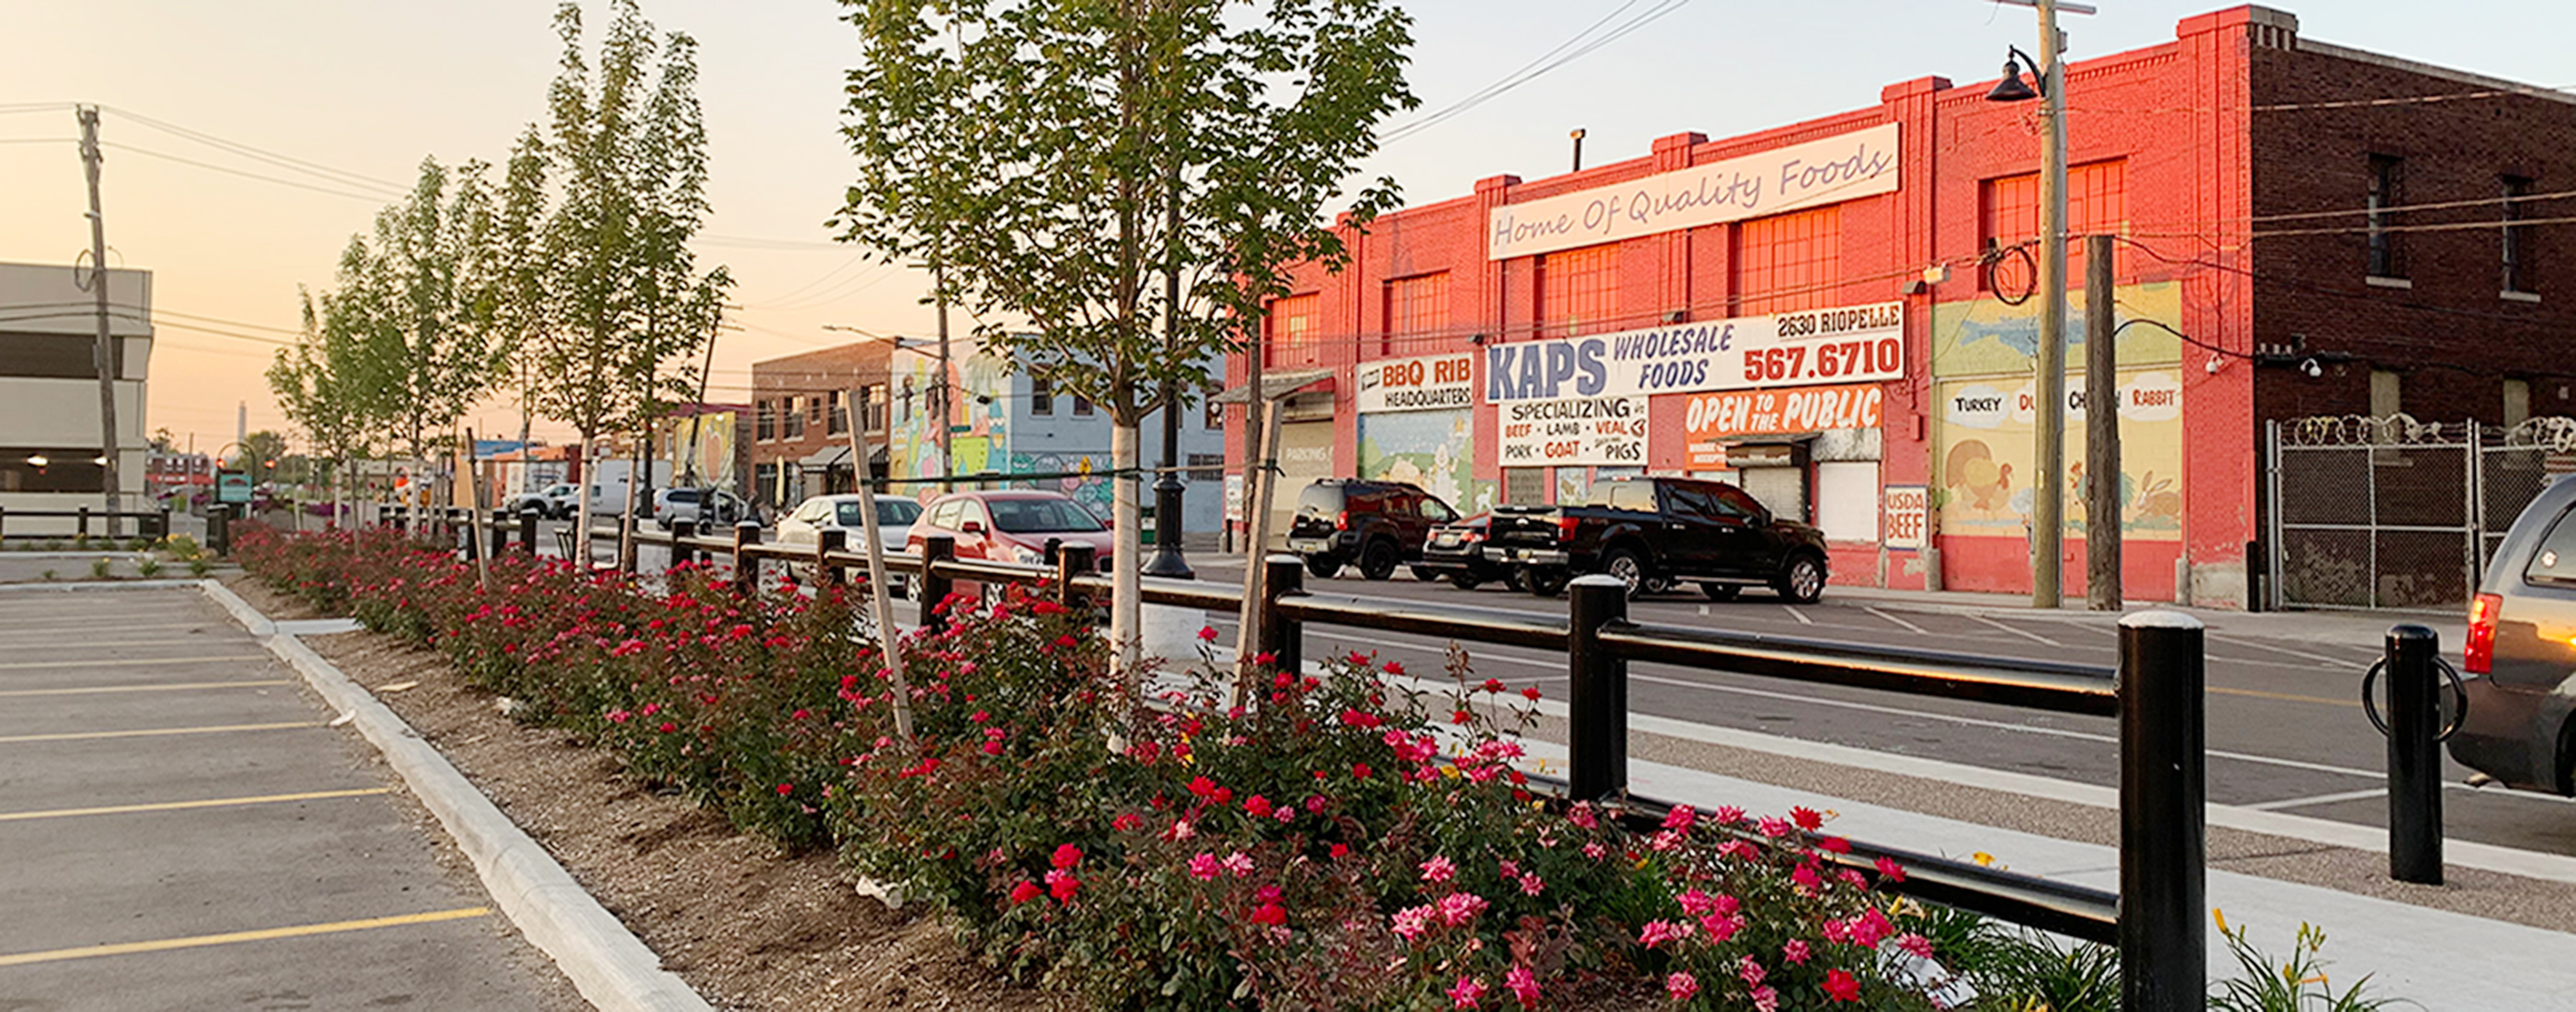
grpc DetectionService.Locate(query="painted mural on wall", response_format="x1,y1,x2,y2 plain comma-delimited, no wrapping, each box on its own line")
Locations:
888,350,1014,501
667,413,738,488
1357,408,1485,512
1927,282,2185,542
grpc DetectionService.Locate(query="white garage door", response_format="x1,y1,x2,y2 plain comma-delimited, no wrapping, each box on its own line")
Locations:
1739,465,1806,523
1812,461,1881,543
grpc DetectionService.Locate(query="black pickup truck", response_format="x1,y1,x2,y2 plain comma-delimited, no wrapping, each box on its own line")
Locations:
1484,475,1830,603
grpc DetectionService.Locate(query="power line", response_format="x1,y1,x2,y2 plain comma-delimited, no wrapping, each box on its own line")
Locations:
101,105,409,195
1378,1,1691,145
98,142,396,202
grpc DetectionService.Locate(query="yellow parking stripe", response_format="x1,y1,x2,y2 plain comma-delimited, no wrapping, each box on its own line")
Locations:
0,788,389,822
2209,684,2356,707
0,679,293,698
0,721,321,744
0,656,270,672
0,907,490,967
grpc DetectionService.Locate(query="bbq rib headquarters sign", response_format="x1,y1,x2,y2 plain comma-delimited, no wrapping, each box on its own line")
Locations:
1354,351,1475,413
1484,302,1903,403
1488,123,1899,260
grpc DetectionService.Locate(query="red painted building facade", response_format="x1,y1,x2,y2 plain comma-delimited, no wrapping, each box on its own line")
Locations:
1223,6,2576,608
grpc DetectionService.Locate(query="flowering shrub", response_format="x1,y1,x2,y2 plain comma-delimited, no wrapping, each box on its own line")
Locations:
240,522,2151,1009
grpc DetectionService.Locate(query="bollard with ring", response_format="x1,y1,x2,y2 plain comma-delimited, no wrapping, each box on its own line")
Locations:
2362,624,2469,885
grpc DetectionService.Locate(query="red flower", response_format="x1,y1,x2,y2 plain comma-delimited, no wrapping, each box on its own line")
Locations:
1189,776,1219,798
776,783,794,796
1008,880,1042,904
1249,902,1286,926
1521,686,1543,701
1032,600,1067,615
1383,661,1405,675
1243,795,1273,818
1452,709,1473,724
1196,625,1219,641
1823,968,1860,1002
1052,844,1084,869
1044,868,1081,903
1791,806,1825,832
1111,812,1144,833
1351,763,1372,779
657,721,678,734
1328,843,1351,859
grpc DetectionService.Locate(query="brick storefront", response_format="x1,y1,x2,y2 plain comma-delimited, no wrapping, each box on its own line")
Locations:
1222,5,2576,608
748,342,892,509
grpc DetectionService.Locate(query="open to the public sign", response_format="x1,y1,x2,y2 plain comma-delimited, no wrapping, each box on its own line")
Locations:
216,469,253,504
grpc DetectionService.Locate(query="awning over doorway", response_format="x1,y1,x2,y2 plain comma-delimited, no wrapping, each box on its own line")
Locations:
1210,369,1333,406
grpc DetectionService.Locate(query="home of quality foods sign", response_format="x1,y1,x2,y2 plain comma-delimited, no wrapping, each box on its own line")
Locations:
1488,123,1899,260
1485,303,1903,403
1499,395,1648,467
1354,352,1474,413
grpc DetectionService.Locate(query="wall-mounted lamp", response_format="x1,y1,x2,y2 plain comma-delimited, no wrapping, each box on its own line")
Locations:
1986,47,2047,102
1662,309,1688,324
25,454,49,468
1469,333,1489,346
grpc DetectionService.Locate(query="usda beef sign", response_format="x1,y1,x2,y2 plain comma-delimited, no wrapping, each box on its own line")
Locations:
1483,302,1903,403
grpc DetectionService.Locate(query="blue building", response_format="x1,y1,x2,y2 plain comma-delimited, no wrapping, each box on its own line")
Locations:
886,341,1227,539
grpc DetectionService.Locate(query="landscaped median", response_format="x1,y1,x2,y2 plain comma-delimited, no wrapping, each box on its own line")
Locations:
234,523,2404,1011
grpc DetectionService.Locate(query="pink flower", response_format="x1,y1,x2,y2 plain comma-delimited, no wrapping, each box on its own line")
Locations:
1436,891,1489,926
1639,919,1696,949
1221,851,1254,878
1449,974,1486,1008
1737,954,1767,987
1662,804,1696,832
1677,889,1717,916
1850,908,1893,948
604,708,631,724
1699,912,1742,942
1052,844,1083,869
1712,805,1745,825
1581,842,1607,860
1896,932,1936,960
1197,625,1219,641
1392,904,1434,940
1752,984,1779,1012
1420,856,1456,883
1168,819,1195,840
1665,972,1698,1001
1517,872,1545,896
1187,853,1221,880
1497,859,1520,880
1792,863,1823,892
1505,964,1540,1006
1756,816,1792,838
1568,802,1599,829
1250,902,1286,926
1043,868,1080,903
1874,856,1907,883
1823,968,1860,1003
1782,939,1811,965
1007,880,1042,904
1791,806,1825,831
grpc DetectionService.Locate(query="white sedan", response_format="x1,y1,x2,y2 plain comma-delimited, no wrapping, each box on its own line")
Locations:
776,494,926,586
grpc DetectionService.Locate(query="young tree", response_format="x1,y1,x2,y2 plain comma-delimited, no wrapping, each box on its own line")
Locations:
329,158,502,472
269,288,385,525
836,0,1416,683
515,0,731,550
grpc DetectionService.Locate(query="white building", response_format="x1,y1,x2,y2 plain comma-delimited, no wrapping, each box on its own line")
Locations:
0,261,154,535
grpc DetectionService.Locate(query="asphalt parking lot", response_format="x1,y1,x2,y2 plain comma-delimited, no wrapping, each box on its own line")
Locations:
0,587,565,1011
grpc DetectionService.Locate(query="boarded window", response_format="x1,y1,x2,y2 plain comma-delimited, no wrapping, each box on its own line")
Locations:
1732,205,1843,316
1537,244,1619,338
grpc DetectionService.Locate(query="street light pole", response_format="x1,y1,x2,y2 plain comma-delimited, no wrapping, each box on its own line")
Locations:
1989,0,2084,608
1144,161,1194,579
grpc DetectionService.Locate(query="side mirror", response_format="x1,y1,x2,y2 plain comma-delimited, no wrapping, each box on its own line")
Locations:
960,520,985,535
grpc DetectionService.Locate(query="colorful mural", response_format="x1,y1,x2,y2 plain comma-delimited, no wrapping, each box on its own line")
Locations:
1927,282,2186,542
888,349,1014,501
1357,408,1484,512
666,413,738,488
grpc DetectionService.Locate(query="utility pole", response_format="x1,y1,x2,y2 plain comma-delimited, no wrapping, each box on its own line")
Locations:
2027,0,2073,608
934,255,954,491
2085,233,2121,610
76,107,122,535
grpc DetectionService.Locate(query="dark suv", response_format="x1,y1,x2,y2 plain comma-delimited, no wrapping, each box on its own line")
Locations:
2450,474,2576,795
1286,479,1459,581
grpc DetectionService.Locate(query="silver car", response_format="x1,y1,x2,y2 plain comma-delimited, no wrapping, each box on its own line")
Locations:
2451,474,2576,795
776,494,925,585
652,487,750,530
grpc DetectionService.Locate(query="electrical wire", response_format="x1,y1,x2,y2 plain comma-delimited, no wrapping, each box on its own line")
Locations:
98,142,397,202
101,105,408,195
1377,1,1691,145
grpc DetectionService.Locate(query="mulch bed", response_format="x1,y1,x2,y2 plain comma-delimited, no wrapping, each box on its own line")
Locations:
229,577,1070,1011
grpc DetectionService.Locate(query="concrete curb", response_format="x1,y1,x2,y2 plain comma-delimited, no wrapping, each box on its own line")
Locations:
0,578,217,592
199,580,713,1012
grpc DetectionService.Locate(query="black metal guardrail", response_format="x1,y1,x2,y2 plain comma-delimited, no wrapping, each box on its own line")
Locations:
0,506,175,542
376,504,2212,1011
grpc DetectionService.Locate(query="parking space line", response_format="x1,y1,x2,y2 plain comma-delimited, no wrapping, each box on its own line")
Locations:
0,623,218,636
1784,606,1815,626
2245,787,2390,811
0,907,490,968
1967,614,2061,648
0,656,269,672
0,639,233,650
2206,633,2378,668
0,721,323,744
0,788,390,822
1862,607,1930,636
2209,684,2355,707
0,679,294,698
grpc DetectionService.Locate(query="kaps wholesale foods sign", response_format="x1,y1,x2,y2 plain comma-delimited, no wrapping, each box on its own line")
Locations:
1354,352,1474,414
1487,123,1899,260
1485,302,1903,403
1498,395,1648,467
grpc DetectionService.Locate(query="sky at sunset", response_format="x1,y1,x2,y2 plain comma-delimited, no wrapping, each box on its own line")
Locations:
1,1,2559,454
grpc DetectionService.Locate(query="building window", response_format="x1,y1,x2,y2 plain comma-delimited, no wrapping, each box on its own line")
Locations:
1264,293,1320,367
783,396,805,440
0,449,107,493
1030,376,1053,416
1073,391,1095,417
2370,369,2402,419
1187,452,1225,481
809,395,824,427
1382,272,1449,355
865,384,888,431
2503,175,2536,294
1537,243,1618,338
755,399,776,442
1732,205,1842,316
826,391,849,435
1980,159,2126,290
2368,155,2406,279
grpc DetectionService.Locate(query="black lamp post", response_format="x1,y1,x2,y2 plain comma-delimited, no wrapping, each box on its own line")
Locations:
1144,377,1195,578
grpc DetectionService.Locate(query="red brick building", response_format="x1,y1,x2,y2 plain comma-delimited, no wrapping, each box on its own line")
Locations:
749,342,892,509
1223,5,2576,608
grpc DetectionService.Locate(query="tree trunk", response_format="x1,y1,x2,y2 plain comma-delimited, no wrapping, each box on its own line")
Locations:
1232,396,1283,703
572,429,598,568
1110,419,1144,685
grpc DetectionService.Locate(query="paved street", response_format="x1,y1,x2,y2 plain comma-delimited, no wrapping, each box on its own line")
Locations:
0,587,565,1011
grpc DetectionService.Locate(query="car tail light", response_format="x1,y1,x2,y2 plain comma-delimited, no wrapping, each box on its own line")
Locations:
1557,516,1581,538
1334,510,1349,531
2465,592,2501,674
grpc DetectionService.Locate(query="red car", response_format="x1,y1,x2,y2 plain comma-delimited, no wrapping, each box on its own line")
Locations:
904,489,1116,571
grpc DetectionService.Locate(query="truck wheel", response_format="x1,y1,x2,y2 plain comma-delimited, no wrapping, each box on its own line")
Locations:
1409,565,1437,582
1774,554,1826,604
1601,547,1647,598
1701,582,1741,602
1359,539,1400,581
1524,567,1569,598
1449,573,1485,591
1305,554,1343,580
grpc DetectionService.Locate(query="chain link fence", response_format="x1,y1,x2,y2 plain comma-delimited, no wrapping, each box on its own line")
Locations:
2268,416,2576,610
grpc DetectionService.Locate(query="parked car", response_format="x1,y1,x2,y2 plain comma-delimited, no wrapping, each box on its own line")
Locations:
652,487,750,530
1415,512,1523,592
904,489,1116,571
777,493,923,588
2449,474,2576,796
1484,475,1829,602
506,482,580,519
1285,478,1460,581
